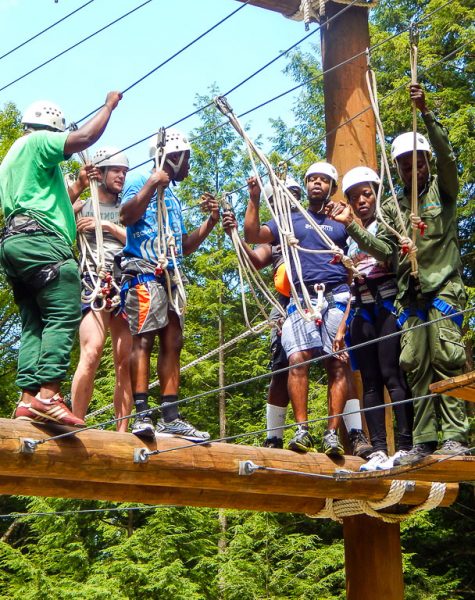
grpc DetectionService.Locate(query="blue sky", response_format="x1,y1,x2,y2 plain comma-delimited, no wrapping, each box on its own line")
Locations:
0,0,321,168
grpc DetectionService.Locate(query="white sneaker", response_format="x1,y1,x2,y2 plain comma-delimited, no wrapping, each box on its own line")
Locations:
359,450,389,472
376,450,410,470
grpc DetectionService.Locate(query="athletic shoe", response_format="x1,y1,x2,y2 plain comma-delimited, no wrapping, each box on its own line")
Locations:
349,428,373,459
288,426,315,453
359,450,389,472
29,394,85,427
376,450,410,470
434,440,470,456
322,429,344,457
155,418,210,442
131,414,156,439
393,442,436,466
14,401,50,423
263,436,284,449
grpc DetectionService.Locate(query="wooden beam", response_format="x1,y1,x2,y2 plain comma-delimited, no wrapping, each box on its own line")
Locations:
344,516,404,600
0,419,460,509
0,476,326,515
235,0,300,16
429,371,475,402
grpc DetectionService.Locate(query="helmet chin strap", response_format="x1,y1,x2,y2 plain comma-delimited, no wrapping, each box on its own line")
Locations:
165,152,186,178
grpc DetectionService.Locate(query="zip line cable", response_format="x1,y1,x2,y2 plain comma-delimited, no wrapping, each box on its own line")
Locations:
0,1,153,94
0,0,96,62
26,304,475,446
120,0,459,174
77,0,252,123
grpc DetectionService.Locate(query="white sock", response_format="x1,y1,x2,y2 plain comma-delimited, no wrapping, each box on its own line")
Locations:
266,404,287,439
343,399,363,432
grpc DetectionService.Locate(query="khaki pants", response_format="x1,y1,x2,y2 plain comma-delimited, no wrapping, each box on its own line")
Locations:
398,278,468,444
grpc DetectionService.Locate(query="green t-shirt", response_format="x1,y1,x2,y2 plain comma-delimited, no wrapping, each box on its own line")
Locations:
0,130,76,246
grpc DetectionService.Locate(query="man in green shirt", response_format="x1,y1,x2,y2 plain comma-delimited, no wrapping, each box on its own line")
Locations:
330,84,469,465
0,92,122,426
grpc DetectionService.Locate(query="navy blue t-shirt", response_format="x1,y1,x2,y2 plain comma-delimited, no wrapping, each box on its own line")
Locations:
265,211,348,288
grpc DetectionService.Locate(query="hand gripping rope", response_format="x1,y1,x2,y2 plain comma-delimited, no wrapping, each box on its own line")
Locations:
409,24,428,242
71,125,120,313
365,55,420,278
214,95,359,325
153,128,187,316
220,194,286,333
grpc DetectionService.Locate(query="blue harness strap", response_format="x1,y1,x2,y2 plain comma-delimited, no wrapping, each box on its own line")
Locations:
396,307,428,329
431,297,463,328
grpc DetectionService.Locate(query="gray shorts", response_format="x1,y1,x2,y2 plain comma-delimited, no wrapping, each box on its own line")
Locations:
122,274,183,336
281,291,350,358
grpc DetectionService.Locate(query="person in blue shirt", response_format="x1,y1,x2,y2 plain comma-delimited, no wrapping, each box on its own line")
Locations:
244,162,367,456
120,129,219,440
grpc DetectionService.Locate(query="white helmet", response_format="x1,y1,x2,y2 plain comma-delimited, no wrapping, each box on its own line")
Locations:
260,177,302,202
21,100,66,132
342,166,380,197
92,146,129,170
304,161,338,185
149,128,191,159
390,132,432,162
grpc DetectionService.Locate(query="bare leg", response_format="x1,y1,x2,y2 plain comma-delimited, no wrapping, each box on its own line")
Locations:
109,314,133,432
287,350,313,423
130,332,155,394
71,310,109,419
325,356,348,431
156,311,183,396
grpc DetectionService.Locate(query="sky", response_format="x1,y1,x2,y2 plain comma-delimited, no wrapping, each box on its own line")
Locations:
0,0,321,169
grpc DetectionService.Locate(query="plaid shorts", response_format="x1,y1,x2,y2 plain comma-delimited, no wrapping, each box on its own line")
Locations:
281,291,350,358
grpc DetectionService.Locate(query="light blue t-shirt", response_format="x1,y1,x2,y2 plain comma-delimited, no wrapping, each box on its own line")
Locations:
121,171,187,267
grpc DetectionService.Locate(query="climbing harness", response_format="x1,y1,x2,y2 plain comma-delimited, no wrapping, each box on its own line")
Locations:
396,297,464,329
214,95,358,326
148,127,188,316
221,194,286,332
71,126,120,313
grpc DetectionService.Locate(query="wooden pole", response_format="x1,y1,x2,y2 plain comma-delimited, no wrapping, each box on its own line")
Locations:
319,2,396,597
344,516,404,600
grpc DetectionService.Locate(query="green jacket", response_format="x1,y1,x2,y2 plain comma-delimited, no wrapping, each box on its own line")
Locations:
346,112,462,300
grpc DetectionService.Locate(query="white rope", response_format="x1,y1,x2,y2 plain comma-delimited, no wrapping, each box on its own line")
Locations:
365,60,419,277
214,96,358,327
75,149,120,313
307,480,447,523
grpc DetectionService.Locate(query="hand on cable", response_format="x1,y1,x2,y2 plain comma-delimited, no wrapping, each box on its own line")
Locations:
104,91,123,112
247,176,261,203
222,210,237,236
200,192,220,223
409,83,428,115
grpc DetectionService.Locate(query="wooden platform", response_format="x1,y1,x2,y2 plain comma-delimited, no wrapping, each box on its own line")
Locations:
0,419,472,513
429,371,475,402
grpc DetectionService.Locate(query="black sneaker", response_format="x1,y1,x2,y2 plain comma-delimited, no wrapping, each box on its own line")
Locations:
288,426,315,453
263,436,284,449
393,442,436,466
322,429,344,457
349,428,373,459
434,440,470,456
131,414,155,439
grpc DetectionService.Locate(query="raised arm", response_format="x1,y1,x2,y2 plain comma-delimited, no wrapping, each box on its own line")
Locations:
182,193,219,255
64,91,122,156
222,211,273,270
120,170,170,226
243,176,275,244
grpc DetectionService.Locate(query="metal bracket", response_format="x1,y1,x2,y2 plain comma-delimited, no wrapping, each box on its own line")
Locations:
409,22,419,46
238,460,260,476
214,95,233,116
405,480,416,493
133,448,149,464
20,438,39,454
334,468,353,480
220,193,233,212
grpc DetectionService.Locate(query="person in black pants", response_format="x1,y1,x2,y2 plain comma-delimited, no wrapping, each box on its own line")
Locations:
340,167,413,470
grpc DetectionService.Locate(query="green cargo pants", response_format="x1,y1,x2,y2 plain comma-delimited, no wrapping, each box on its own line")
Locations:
0,233,81,391
398,277,468,445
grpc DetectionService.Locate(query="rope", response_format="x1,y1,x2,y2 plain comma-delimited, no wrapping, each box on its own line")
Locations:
307,481,447,523
0,1,153,94
0,0,96,62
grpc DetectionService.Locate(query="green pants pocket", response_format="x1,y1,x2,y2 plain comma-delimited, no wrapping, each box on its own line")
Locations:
433,325,466,371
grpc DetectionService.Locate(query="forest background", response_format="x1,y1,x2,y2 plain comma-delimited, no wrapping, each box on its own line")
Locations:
0,0,474,598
